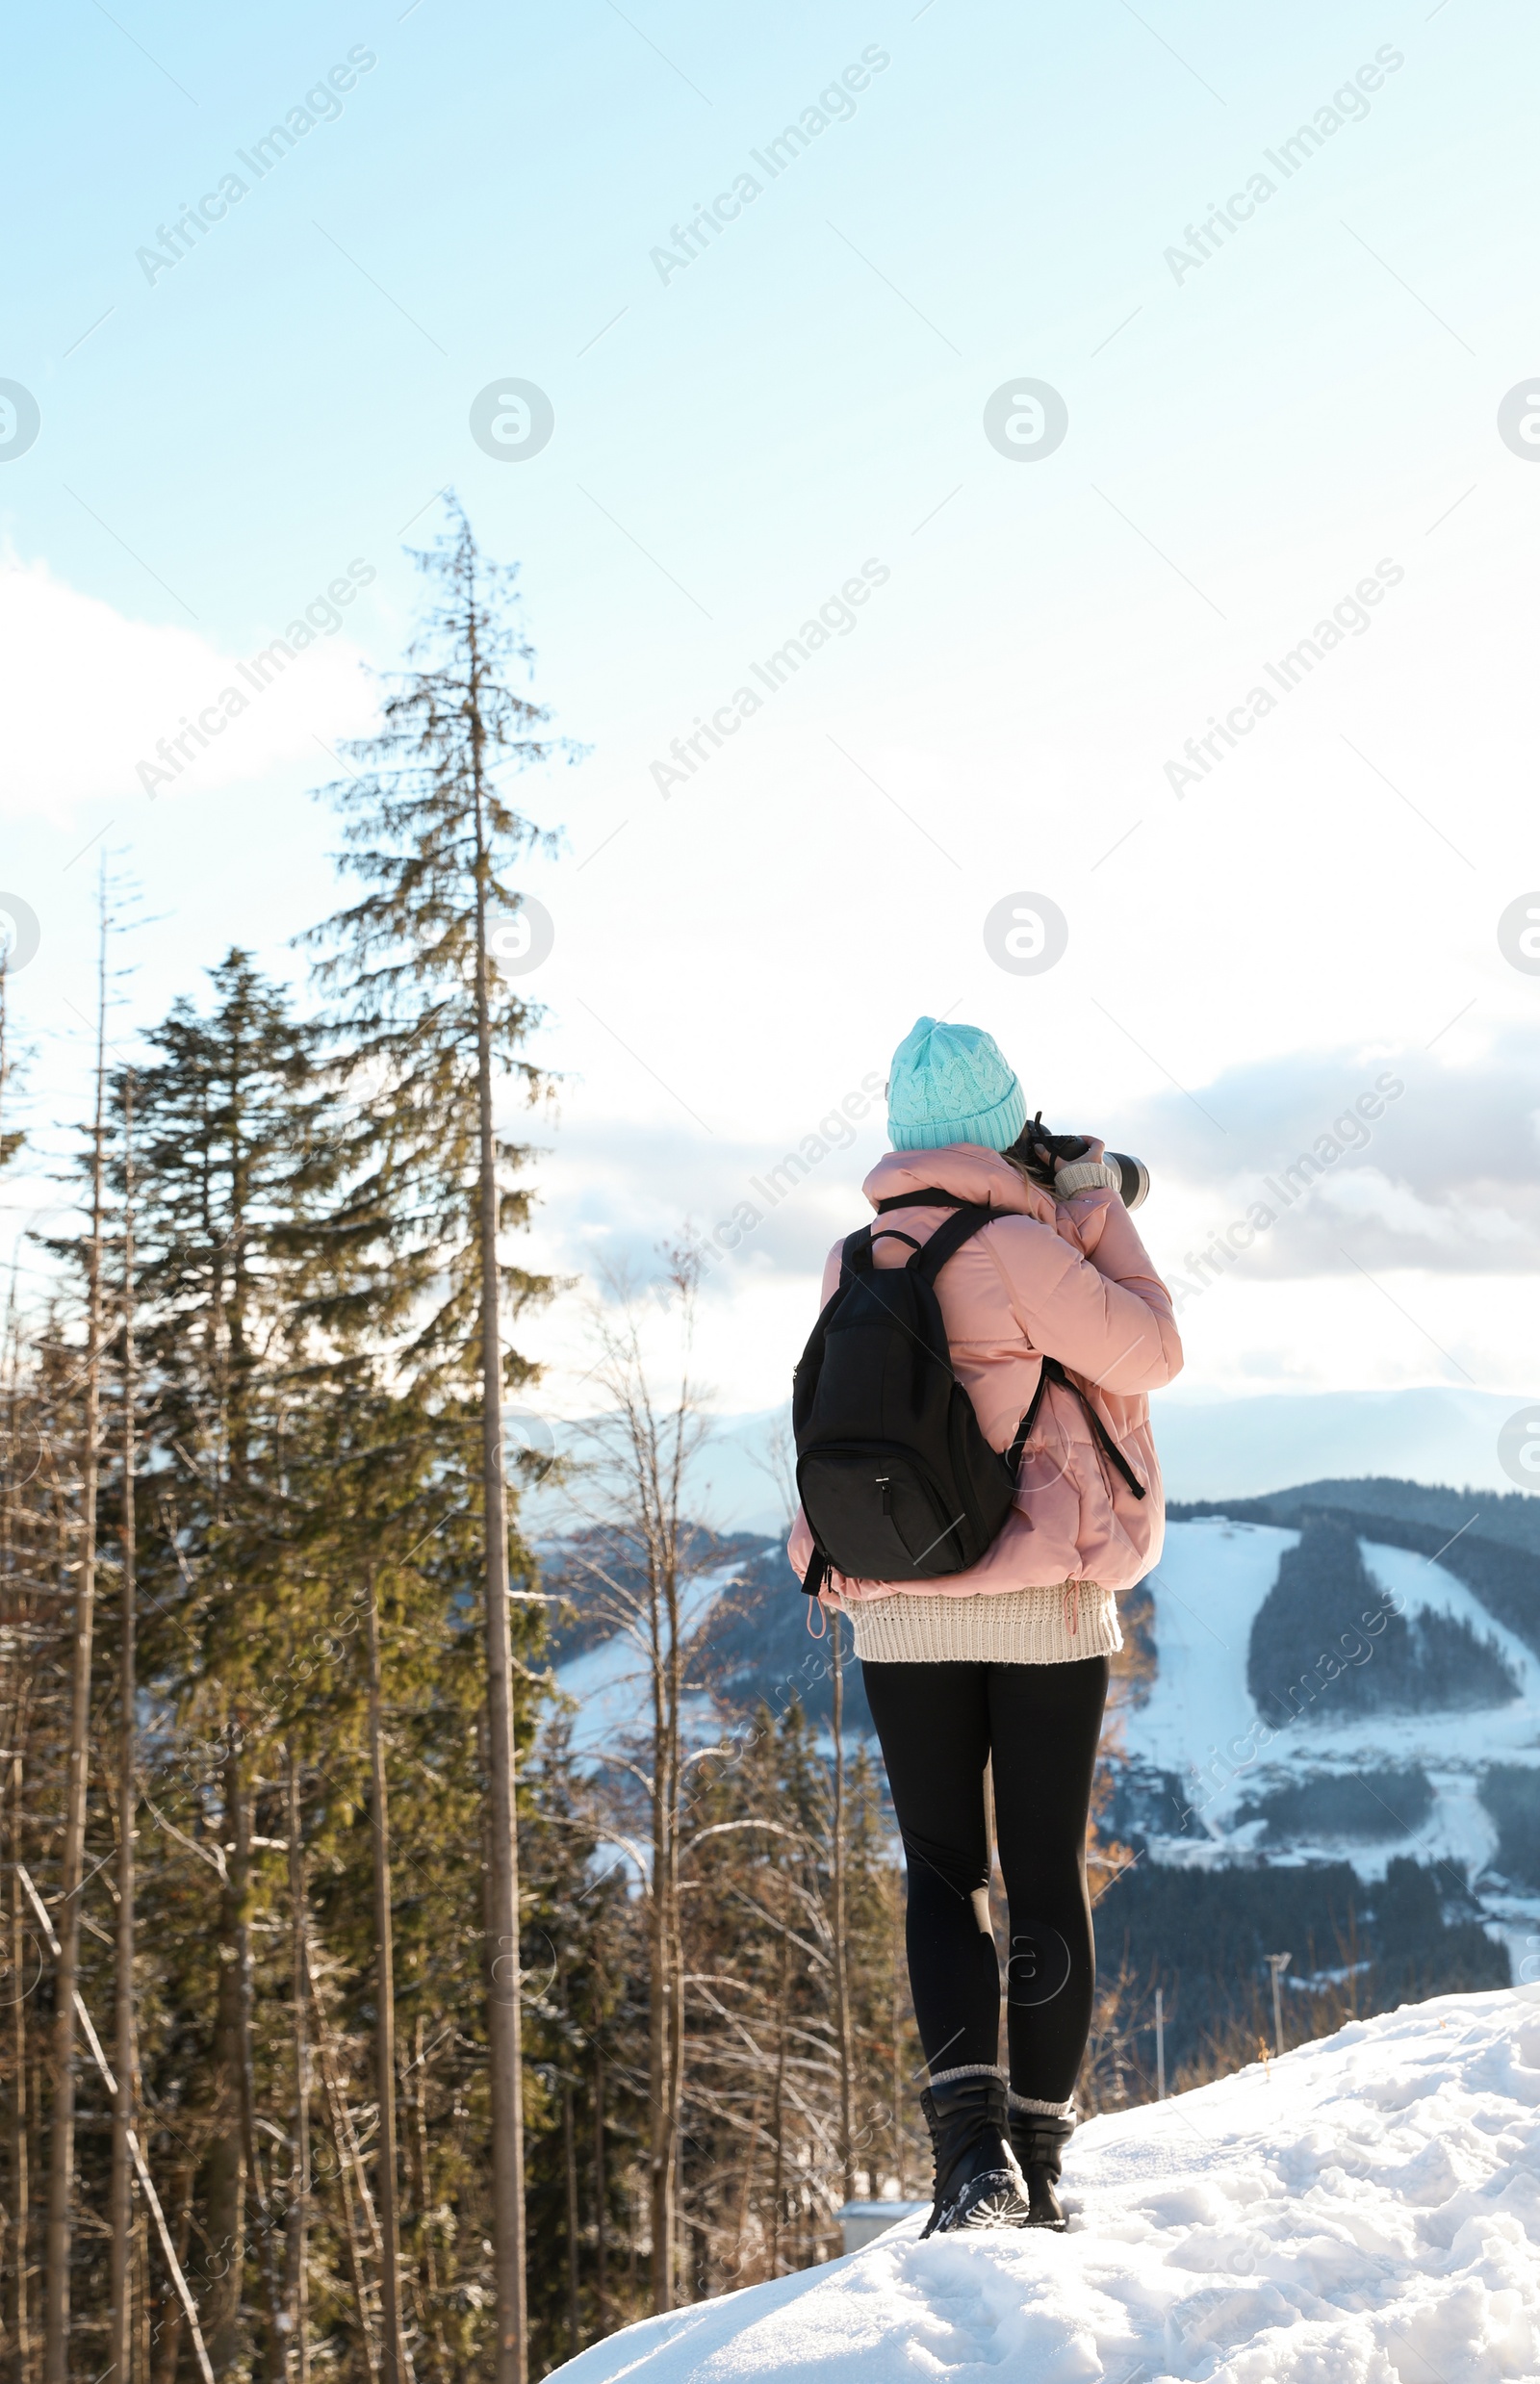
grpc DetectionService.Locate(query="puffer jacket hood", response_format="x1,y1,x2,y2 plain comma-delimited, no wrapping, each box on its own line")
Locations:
787,1142,1183,1602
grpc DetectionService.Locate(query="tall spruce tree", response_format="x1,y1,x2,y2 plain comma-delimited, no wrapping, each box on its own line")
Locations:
306,496,577,2384
126,949,352,2377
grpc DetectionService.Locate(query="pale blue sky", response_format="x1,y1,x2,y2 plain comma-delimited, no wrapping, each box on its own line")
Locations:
5,0,1540,1415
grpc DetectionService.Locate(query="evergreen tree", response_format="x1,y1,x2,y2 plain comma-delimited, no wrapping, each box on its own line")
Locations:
306,496,578,2384
122,949,354,2378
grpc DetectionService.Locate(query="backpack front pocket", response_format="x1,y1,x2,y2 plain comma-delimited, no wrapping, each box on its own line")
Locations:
797,1442,967,1581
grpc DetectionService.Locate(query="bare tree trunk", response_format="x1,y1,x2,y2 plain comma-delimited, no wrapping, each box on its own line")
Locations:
406,2016,449,2384
111,1073,140,2383
557,1953,579,2360
148,2159,194,2384
43,887,109,2384
647,1512,687,2315
580,1287,706,2319
5,1257,37,2384
311,1992,378,2378
769,1936,789,2280
204,1846,247,2377
470,631,527,2384
135,2204,150,2384
10,1750,33,2383
219,1736,285,2377
365,1585,407,2384
668,1888,684,2304
730,2088,762,2286
591,1989,607,2337
284,1750,311,2384
314,1984,381,2254
647,1610,680,2313
646,1831,669,2310
830,1614,855,2205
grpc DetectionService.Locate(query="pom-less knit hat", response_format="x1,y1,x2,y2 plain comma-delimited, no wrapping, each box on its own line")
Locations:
886,1016,1027,1153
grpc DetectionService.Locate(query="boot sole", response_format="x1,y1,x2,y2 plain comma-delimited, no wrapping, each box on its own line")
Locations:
930,2172,1033,2235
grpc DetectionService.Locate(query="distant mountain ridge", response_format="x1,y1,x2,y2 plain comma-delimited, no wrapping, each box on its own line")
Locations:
1170,1470,1540,1552
523,1390,1540,1539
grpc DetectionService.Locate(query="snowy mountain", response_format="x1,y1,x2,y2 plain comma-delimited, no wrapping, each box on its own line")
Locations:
544,1989,1540,2382
542,1481,1540,2068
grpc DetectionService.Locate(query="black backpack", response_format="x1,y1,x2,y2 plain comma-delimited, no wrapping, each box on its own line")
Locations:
792,1191,1144,1597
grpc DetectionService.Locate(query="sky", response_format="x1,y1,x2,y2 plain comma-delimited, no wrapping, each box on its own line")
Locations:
4,0,1540,1451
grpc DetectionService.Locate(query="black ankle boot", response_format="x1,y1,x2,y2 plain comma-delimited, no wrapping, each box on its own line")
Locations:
918,2067,1031,2236
1007,2104,1074,2229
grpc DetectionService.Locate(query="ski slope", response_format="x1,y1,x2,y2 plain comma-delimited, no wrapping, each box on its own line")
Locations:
1120,1518,1301,1789
548,1991,1540,2383
1118,1521,1540,1885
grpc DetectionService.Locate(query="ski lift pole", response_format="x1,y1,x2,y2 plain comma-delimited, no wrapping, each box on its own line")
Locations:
1266,1952,1291,2059
1154,1986,1166,2100
19,1863,217,2384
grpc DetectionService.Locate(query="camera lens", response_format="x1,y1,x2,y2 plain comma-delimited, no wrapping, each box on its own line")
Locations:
1110,1152,1149,1210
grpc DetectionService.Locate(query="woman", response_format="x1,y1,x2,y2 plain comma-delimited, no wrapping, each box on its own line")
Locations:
787,1016,1182,2235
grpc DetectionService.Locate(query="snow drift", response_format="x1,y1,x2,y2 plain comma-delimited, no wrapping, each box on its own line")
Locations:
549,1991,1539,2382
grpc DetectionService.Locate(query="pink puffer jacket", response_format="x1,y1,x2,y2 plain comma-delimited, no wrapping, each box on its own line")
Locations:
786,1144,1183,1602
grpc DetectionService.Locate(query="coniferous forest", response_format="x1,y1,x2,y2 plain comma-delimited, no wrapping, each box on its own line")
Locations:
0,505,1263,2383
1,505,1123,2384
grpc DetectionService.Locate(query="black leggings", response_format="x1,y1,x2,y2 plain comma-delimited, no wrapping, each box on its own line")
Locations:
862,1655,1109,2105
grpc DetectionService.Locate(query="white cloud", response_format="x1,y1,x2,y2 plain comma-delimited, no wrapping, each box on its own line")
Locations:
1116,1033,1540,1276
0,552,379,823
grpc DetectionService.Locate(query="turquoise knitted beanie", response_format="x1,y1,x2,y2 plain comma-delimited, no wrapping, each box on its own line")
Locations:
886,1016,1027,1153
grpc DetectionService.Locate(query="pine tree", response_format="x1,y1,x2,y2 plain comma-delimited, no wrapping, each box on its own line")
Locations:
123,948,353,2377
109,1068,141,2384
306,495,578,2384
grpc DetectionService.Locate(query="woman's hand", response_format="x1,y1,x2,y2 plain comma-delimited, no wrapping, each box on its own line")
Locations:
1053,1135,1105,1174
1052,1139,1129,1205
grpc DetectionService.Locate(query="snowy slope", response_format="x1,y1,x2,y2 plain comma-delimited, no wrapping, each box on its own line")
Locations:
1119,1523,1540,1884
547,1992,1540,2383
1119,1517,1300,1786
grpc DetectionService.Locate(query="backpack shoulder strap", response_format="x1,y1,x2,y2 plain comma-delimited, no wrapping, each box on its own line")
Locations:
1004,1354,1148,1498
874,1188,968,1213
838,1224,875,1283
911,1202,996,1283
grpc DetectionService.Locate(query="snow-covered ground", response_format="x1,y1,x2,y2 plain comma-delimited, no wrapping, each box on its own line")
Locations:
548,1991,1540,2383
1120,1522,1540,1887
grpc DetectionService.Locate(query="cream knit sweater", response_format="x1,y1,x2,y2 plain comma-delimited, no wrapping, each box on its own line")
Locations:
846,1579,1120,1666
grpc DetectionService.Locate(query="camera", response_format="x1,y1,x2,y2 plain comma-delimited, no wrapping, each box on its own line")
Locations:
1009,1111,1150,1210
